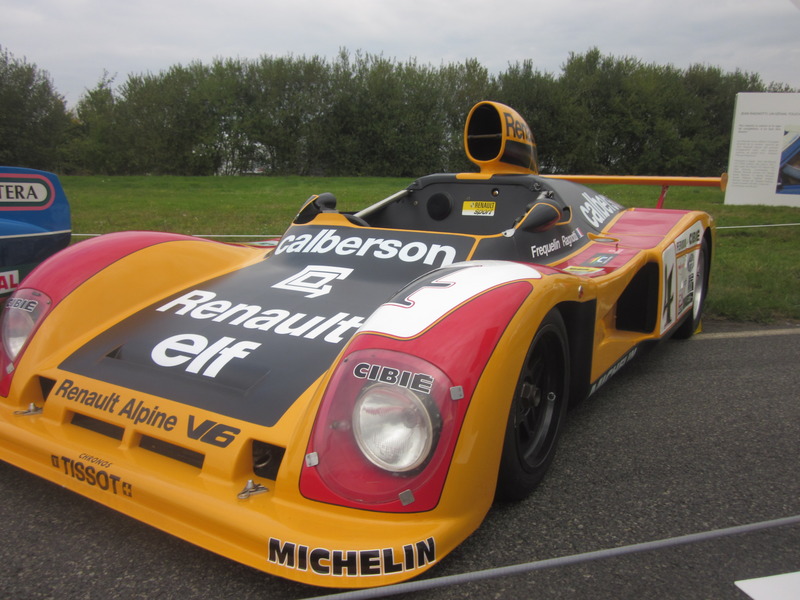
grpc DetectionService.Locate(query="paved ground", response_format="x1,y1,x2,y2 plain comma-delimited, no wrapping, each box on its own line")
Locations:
1,319,798,599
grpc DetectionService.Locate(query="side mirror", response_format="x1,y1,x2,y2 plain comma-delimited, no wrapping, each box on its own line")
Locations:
519,201,561,232
293,192,338,224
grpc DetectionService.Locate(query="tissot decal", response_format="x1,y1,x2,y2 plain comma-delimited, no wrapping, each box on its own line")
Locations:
268,537,436,577
51,454,133,497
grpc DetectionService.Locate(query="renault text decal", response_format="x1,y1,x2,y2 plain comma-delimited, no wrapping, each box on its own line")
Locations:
156,289,365,344
53,379,241,446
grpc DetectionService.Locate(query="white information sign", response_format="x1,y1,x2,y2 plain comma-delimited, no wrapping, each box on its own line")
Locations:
724,93,800,207
735,571,800,600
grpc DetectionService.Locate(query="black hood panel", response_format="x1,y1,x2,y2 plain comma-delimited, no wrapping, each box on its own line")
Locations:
59,226,474,427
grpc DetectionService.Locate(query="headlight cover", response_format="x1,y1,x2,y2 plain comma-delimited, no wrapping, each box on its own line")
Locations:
353,383,437,473
2,289,52,362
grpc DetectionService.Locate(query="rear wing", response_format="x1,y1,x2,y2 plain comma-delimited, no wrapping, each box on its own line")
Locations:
545,175,728,208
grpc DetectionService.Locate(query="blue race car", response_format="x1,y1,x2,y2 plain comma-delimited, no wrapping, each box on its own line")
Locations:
0,167,71,294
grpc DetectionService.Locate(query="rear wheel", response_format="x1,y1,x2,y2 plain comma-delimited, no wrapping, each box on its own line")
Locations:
496,309,569,501
674,236,710,339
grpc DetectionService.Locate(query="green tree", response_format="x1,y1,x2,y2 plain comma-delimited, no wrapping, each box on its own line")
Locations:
65,73,123,174
0,46,71,170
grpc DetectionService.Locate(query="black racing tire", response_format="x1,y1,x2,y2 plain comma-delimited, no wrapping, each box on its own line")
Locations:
495,309,569,502
673,236,710,340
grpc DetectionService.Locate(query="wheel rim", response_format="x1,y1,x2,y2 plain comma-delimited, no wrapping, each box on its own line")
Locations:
512,330,563,471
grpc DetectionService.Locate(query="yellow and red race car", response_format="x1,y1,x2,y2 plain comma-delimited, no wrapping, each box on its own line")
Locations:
0,102,717,588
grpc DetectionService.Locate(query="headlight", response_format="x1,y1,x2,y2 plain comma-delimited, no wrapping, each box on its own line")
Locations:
353,384,435,473
300,347,454,510
2,289,52,361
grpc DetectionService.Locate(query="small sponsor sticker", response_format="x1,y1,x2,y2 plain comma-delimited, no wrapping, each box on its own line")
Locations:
462,201,496,217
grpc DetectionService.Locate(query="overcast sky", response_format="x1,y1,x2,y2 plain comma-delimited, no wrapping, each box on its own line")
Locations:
4,0,799,107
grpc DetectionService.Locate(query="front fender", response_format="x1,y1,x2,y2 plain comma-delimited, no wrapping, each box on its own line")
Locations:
1,233,267,399
298,261,547,511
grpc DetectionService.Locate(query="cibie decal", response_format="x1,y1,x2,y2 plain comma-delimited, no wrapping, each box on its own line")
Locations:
675,221,703,253
272,265,353,298
267,537,436,577
353,362,435,394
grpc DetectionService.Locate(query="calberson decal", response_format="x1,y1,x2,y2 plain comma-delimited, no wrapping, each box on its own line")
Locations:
275,228,458,267
268,537,436,577
579,192,621,229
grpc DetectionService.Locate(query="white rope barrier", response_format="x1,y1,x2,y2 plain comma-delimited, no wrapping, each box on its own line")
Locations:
69,222,800,239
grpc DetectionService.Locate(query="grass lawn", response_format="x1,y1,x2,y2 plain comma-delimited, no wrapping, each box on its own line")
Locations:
61,176,800,324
